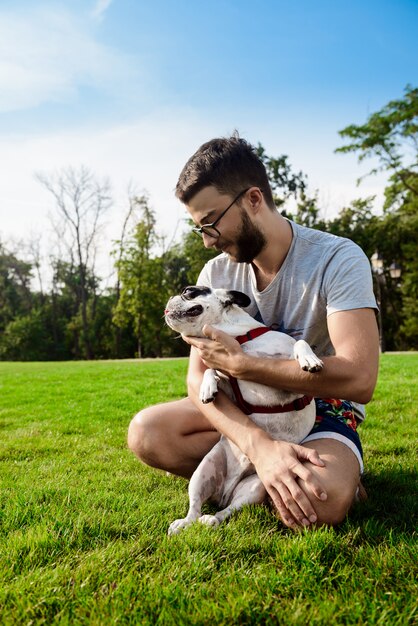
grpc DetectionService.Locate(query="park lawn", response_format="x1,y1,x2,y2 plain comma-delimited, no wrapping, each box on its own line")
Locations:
0,355,416,625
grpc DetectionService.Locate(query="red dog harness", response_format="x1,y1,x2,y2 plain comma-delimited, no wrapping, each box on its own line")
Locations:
229,327,313,415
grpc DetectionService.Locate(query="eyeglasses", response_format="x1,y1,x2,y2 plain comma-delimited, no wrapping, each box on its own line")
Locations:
191,188,251,239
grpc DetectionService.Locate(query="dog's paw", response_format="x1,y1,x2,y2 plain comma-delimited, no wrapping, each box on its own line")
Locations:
294,341,324,373
168,518,192,536
200,390,218,404
199,370,219,403
198,514,220,528
301,355,323,373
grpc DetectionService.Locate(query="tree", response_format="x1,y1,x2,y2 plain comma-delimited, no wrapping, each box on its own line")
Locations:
0,242,33,333
113,196,188,357
337,85,418,349
37,166,112,358
256,145,323,227
256,146,307,209
0,309,54,361
336,85,418,209
179,227,218,285
50,259,101,359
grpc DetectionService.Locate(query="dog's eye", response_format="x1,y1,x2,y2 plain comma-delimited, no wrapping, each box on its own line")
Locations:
181,286,211,301
182,287,197,300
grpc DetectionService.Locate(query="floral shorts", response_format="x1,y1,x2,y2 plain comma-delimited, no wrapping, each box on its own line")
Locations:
301,398,364,473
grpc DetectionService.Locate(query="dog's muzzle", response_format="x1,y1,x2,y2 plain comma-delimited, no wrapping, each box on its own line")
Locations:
165,304,203,320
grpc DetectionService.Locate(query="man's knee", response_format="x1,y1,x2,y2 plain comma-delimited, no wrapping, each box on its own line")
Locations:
301,439,361,528
127,407,161,466
314,487,356,527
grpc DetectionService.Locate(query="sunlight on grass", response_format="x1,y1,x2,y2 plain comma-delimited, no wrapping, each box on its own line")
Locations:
0,356,416,624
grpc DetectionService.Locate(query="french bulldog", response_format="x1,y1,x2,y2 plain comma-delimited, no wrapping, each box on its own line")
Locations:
164,286,323,534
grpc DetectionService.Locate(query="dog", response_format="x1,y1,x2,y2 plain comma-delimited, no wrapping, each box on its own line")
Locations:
164,285,323,534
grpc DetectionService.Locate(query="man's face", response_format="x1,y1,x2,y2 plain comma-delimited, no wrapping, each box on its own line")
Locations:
187,186,266,263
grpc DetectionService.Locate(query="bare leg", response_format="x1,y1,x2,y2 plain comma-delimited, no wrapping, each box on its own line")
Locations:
127,397,220,478
128,400,362,529
199,474,266,527
272,438,363,528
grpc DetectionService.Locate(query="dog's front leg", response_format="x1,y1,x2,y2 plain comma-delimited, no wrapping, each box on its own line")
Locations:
199,368,220,403
168,441,227,535
293,340,323,373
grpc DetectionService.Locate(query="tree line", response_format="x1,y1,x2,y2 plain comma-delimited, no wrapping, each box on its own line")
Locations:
1,86,417,360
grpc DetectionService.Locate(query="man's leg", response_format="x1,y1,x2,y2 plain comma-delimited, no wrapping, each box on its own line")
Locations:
295,438,362,527
128,401,362,528
127,397,220,478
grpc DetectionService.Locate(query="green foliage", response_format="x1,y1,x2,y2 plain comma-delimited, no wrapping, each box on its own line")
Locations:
336,85,418,204
1,87,417,358
179,227,219,285
0,309,52,361
337,85,418,348
256,145,307,205
113,196,189,357
51,259,102,359
256,144,323,227
0,243,33,331
36,166,112,359
400,233,418,344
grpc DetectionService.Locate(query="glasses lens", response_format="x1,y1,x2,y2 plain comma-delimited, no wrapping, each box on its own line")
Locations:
201,226,219,238
192,226,219,238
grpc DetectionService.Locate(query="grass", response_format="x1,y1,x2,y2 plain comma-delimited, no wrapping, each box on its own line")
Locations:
0,355,417,625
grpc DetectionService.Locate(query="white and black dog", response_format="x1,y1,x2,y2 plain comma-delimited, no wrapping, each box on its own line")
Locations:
164,286,323,534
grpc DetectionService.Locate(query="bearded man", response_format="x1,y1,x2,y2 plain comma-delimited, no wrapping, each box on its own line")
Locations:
128,134,379,529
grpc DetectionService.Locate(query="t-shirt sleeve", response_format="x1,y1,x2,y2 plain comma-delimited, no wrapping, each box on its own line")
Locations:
322,242,378,315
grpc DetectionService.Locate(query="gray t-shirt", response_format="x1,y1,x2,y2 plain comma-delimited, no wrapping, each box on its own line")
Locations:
197,219,377,421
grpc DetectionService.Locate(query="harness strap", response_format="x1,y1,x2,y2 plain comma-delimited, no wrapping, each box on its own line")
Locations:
231,326,313,415
235,326,271,344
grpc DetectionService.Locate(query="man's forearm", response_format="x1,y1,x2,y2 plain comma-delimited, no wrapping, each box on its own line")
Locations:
184,308,379,405
233,353,375,405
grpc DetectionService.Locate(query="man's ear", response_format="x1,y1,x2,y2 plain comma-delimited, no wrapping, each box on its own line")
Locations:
224,290,251,308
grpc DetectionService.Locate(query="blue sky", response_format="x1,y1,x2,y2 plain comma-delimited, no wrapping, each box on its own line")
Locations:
1,0,417,277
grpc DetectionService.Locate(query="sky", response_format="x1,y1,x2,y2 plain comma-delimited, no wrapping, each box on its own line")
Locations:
0,0,417,283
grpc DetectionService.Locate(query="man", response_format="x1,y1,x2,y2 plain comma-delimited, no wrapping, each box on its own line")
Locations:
128,135,379,529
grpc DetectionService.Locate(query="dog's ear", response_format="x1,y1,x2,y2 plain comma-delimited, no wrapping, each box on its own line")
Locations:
224,290,251,308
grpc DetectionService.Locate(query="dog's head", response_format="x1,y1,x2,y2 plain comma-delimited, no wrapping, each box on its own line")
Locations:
164,285,251,336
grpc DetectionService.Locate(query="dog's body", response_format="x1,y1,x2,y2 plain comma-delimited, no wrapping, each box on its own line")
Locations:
164,286,323,534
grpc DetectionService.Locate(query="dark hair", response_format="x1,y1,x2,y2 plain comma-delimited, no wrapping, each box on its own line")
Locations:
175,133,275,209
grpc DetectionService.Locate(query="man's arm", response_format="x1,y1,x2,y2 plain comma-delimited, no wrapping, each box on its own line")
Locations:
187,345,328,528
186,308,379,405
185,307,379,527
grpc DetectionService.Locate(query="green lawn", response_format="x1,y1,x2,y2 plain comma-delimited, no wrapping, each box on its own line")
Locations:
0,355,417,625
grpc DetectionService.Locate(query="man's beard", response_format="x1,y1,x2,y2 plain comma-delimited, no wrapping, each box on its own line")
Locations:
233,210,267,263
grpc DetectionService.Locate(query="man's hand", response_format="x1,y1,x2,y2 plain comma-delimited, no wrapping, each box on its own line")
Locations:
182,325,245,376
249,436,327,528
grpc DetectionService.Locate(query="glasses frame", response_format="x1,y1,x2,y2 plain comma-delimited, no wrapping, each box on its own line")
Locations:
191,187,251,239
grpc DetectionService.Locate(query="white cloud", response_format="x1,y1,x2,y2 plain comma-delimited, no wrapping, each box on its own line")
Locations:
0,4,132,113
91,0,113,21
0,114,386,230
0,107,387,279
0,108,219,282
